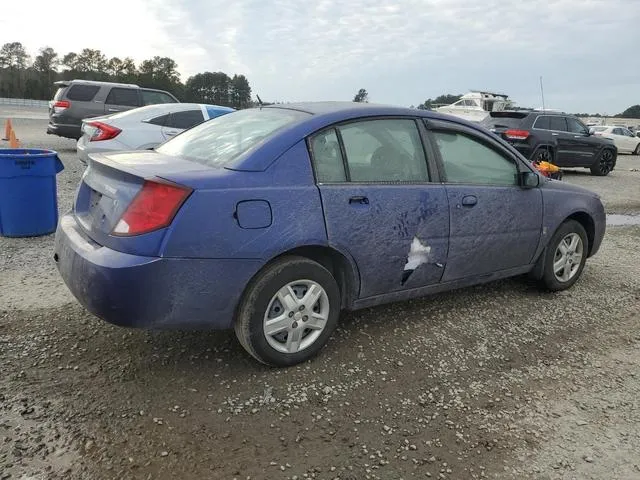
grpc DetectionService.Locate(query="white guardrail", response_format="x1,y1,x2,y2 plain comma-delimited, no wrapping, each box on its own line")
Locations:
0,97,49,108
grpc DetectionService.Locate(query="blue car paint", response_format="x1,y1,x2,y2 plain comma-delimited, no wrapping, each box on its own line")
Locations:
54,102,606,331
319,183,450,297
55,216,262,329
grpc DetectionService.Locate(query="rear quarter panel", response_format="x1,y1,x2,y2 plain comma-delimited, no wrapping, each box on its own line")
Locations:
162,140,329,259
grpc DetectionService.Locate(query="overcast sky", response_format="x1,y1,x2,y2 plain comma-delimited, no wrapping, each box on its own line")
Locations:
3,0,639,113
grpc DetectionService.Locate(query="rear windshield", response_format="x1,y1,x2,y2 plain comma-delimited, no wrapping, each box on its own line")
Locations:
480,112,528,129
156,108,310,167
66,84,100,101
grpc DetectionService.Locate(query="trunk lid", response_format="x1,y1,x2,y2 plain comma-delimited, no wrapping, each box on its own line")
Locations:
74,151,210,256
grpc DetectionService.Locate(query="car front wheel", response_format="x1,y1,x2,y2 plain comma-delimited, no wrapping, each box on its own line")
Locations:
234,256,341,367
590,149,615,176
540,220,589,291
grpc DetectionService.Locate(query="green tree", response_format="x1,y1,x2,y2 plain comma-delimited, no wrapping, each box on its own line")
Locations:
229,74,252,109
32,47,59,99
0,42,29,68
353,88,368,103
185,71,231,106
618,105,640,119
0,42,30,97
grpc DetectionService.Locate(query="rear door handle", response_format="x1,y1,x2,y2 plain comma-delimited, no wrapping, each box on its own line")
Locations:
551,133,559,136
461,195,477,207
349,196,369,205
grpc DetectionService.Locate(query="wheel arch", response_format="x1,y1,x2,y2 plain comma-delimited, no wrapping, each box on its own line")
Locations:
238,245,361,314
566,211,596,257
530,210,596,280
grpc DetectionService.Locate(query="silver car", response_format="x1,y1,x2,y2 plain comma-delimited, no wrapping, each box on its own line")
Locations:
76,103,235,164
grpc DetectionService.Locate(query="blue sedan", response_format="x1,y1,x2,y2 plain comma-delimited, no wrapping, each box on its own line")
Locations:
54,102,606,366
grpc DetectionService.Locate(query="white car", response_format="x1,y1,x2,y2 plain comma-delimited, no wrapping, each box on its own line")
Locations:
77,103,235,164
590,125,640,155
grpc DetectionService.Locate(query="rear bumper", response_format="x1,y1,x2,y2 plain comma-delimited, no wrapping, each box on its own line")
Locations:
47,122,81,139
54,213,263,330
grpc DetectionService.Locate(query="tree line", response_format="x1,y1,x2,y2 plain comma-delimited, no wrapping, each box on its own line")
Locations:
0,42,252,109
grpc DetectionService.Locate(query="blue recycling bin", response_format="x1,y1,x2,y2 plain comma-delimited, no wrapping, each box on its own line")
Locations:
0,149,64,237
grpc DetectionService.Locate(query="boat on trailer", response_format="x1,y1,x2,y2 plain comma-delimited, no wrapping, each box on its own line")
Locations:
434,90,513,122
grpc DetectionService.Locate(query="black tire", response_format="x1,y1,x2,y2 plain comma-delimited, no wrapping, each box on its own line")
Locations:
634,143,640,155
531,147,554,163
539,220,589,291
590,149,616,176
234,256,341,367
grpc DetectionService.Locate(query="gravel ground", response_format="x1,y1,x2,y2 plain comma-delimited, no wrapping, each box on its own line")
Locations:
1,107,639,480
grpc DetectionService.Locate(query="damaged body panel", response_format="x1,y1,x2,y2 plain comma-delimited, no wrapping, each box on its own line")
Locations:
318,185,449,298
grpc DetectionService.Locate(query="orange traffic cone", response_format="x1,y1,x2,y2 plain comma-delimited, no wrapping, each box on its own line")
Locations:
9,129,20,148
2,118,12,141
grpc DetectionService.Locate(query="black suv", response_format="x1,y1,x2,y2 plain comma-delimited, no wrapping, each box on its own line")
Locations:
480,110,617,176
47,80,179,140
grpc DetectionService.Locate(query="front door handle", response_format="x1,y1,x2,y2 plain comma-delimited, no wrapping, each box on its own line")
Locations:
461,195,477,207
349,196,369,205
551,133,559,136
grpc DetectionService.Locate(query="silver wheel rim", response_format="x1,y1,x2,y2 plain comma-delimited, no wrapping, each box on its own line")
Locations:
263,280,330,354
553,233,584,283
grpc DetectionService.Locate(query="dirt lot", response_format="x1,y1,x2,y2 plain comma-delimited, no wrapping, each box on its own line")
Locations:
1,107,640,480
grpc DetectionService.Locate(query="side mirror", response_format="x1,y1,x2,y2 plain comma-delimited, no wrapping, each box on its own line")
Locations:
521,171,540,188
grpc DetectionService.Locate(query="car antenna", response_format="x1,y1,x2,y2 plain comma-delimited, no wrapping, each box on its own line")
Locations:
256,95,263,109
539,76,546,111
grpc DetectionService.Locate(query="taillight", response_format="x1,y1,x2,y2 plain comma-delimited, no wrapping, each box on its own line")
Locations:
53,100,70,113
87,121,122,142
504,129,530,140
113,180,192,236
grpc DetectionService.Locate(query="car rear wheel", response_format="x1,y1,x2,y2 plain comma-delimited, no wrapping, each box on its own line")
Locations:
539,220,588,291
234,256,341,367
590,149,615,176
532,147,553,163
634,143,640,155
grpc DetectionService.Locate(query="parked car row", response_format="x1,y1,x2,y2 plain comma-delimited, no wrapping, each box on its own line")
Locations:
54,99,607,367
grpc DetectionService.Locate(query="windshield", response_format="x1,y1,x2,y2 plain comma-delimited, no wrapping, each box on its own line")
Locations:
156,108,310,168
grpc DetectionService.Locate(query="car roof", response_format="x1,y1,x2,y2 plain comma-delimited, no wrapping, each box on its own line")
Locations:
55,79,139,88
264,101,420,117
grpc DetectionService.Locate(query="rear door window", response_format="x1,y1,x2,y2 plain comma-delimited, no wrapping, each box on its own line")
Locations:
105,87,140,107
337,119,429,182
549,116,568,132
165,110,205,129
141,90,177,105
146,113,169,126
65,84,100,101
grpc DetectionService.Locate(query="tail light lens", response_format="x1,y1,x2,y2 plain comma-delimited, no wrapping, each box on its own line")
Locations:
87,121,122,142
113,180,192,236
504,129,530,140
53,100,70,113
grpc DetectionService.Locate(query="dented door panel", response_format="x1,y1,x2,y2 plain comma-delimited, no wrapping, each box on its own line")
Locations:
443,185,543,281
319,184,450,299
